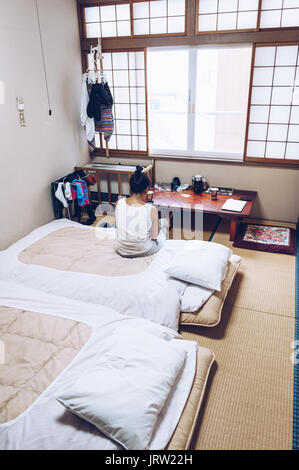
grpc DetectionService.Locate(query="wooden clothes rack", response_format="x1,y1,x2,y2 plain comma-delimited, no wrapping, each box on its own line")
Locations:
75,162,155,206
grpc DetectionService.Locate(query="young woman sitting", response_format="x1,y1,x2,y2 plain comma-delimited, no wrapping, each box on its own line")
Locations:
115,166,168,258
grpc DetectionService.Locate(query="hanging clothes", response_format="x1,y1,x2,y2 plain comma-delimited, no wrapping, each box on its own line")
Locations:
71,180,90,207
88,139,96,153
81,37,115,155
95,104,114,142
87,82,113,121
87,81,114,151
54,182,71,219
64,182,72,201
55,182,68,208
80,78,95,142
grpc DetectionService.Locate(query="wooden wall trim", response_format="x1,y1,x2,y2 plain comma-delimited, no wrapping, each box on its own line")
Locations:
186,0,196,37
92,152,299,169
81,29,299,51
78,0,299,51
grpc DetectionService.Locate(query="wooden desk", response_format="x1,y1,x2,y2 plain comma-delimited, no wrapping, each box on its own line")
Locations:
151,188,257,241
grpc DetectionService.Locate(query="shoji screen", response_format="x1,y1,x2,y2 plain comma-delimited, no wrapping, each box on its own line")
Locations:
260,0,299,29
84,3,131,39
132,0,186,35
93,50,148,154
83,0,186,39
245,43,299,163
197,0,260,33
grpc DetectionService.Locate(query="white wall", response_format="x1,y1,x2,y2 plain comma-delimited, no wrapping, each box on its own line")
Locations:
0,0,89,249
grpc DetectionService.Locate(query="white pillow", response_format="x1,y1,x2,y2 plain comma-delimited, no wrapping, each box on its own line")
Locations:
181,284,214,313
166,241,232,292
56,327,186,450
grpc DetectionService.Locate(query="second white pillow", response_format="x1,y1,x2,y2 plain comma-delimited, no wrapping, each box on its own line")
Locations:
56,327,186,450
166,241,232,292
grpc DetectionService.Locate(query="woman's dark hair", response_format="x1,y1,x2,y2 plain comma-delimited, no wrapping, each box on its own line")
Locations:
129,166,150,194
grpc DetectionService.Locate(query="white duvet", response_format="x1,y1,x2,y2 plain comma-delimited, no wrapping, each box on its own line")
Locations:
0,281,197,450
0,220,188,330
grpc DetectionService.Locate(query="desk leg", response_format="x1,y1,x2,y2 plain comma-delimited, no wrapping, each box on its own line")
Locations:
96,173,101,205
229,220,238,241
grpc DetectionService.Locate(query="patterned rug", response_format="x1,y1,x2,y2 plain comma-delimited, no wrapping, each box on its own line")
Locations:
233,223,296,255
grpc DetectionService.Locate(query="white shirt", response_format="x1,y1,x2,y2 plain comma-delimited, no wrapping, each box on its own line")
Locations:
115,198,154,257
81,78,95,142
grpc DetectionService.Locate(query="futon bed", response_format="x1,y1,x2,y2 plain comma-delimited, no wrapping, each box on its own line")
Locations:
0,281,214,450
0,219,241,331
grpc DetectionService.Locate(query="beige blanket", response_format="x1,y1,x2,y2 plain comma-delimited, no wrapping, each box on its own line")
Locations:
18,226,240,328
19,227,155,276
0,305,92,424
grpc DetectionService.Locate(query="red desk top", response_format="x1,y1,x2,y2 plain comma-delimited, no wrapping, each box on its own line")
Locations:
151,188,257,219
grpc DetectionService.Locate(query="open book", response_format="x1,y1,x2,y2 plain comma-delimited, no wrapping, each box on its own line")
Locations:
221,199,247,213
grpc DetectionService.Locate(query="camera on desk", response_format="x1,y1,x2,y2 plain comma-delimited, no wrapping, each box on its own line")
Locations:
170,177,190,192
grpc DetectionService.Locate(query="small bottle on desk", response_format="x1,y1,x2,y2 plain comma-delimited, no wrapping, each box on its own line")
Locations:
210,188,219,200
147,190,154,203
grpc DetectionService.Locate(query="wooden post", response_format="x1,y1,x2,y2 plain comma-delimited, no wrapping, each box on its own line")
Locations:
96,171,101,205
98,38,110,158
230,220,238,242
107,173,112,205
118,173,122,198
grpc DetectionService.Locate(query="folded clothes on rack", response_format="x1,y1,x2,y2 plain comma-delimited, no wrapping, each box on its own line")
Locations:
71,179,89,207
53,171,95,211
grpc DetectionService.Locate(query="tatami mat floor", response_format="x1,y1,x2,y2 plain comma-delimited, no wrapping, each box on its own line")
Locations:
182,216,295,450
91,211,295,449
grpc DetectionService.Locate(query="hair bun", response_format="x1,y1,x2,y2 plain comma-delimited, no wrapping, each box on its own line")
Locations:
135,166,143,175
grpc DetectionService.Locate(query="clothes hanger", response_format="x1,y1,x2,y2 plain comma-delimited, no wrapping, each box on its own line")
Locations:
84,38,110,157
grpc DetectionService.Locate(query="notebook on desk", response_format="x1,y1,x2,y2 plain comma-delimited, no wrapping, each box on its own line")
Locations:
221,199,247,212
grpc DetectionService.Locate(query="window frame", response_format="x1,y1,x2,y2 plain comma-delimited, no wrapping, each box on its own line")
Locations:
77,0,299,166
147,43,252,161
